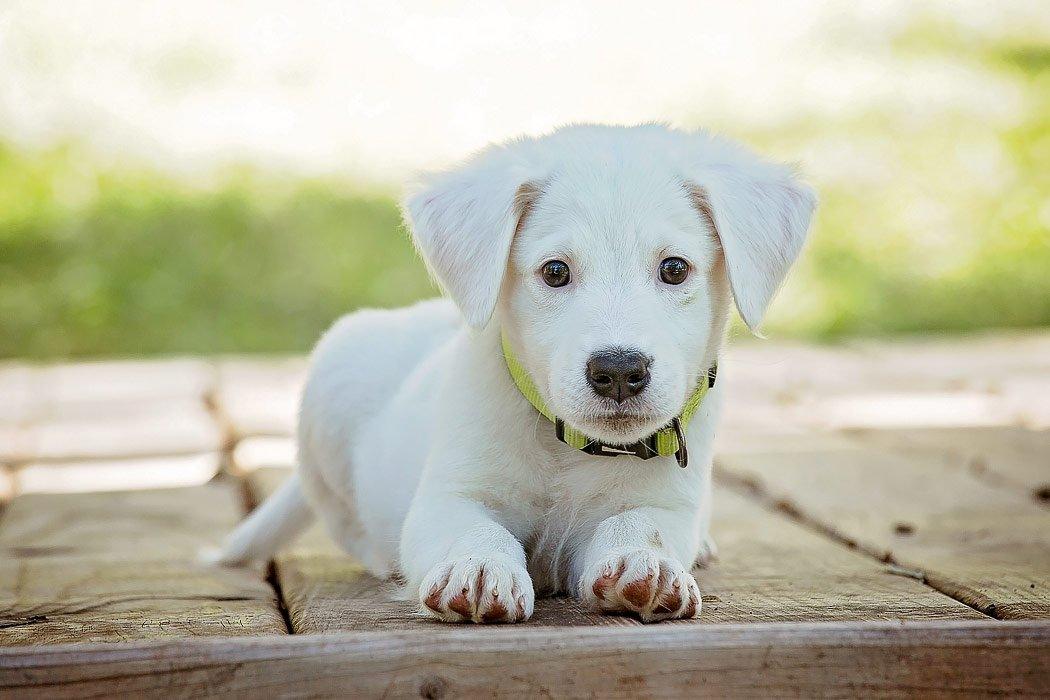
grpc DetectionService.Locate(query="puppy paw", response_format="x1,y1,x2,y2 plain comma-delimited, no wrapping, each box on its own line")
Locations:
581,550,701,622
419,554,534,623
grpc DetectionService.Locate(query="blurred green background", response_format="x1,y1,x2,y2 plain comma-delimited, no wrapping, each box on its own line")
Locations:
1,4,1047,359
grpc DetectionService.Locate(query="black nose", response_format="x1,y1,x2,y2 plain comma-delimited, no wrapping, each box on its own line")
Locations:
586,349,652,402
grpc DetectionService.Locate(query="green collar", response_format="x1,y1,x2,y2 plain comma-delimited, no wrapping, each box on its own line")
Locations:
501,334,716,468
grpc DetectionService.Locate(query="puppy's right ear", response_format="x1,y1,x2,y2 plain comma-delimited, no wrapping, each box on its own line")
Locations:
402,147,541,329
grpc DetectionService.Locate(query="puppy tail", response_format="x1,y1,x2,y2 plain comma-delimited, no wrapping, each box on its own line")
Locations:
209,472,315,566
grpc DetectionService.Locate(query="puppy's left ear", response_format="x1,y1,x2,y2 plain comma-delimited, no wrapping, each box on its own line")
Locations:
685,147,816,333
402,148,541,329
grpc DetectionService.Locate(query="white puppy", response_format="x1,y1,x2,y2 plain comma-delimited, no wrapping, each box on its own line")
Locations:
217,124,815,623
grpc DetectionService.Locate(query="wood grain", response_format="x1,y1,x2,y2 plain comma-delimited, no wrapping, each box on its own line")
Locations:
847,426,1050,501
0,482,287,645
0,621,1046,698
250,467,982,632
702,487,984,623
716,432,1050,619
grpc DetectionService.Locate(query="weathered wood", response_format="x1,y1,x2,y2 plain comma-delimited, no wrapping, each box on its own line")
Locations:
230,436,296,474
249,467,982,631
0,337,1044,693
15,453,220,495
721,332,1050,434
247,458,665,630
716,432,1050,619
213,359,306,439
0,401,223,465
0,359,214,426
0,483,287,645
0,469,13,502
0,621,1046,698
702,488,984,623
848,426,1050,501
844,331,1050,389
247,467,435,632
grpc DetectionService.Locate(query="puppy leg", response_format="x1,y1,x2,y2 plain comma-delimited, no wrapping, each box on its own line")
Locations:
402,494,534,624
576,508,702,623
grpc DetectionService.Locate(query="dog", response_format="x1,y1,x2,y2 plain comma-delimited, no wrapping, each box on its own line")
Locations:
216,123,815,623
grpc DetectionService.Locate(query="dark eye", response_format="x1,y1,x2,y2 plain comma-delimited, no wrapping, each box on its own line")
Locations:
541,260,571,288
659,257,690,285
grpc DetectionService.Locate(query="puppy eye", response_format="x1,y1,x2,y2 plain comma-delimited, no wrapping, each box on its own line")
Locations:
540,260,571,288
659,257,690,285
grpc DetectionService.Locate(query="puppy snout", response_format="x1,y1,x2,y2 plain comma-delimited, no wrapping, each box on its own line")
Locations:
586,349,651,403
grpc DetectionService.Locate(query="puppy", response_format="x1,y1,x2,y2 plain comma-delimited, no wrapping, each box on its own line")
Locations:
217,124,815,623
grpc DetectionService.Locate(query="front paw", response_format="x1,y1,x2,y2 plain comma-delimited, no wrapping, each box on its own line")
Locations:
419,554,534,623
581,550,701,622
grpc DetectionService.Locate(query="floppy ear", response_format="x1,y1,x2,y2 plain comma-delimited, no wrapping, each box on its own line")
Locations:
686,157,816,332
402,148,540,329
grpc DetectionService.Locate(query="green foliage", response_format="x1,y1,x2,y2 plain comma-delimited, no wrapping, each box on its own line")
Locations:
0,146,435,358
1,22,1047,358
750,27,1050,340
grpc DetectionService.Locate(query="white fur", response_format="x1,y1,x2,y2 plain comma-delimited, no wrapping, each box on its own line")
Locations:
217,124,815,623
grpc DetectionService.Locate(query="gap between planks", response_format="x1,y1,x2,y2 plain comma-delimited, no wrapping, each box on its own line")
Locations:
712,465,1000,621
713,429,1050,621
233,470,296,636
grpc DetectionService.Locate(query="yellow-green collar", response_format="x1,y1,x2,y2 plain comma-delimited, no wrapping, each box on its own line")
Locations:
501,334,716,468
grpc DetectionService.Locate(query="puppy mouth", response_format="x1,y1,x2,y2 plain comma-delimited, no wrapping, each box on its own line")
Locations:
549,386,673,443
582,406,667,441
592,412,651,425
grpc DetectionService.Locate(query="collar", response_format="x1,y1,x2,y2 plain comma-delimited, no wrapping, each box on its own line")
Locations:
501,334,716,468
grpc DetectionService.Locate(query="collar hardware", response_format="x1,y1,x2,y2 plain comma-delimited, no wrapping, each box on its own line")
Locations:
503,334,715,469
670,416,688,468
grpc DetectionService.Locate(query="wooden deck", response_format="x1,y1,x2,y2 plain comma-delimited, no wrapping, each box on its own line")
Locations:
1,333,1048,696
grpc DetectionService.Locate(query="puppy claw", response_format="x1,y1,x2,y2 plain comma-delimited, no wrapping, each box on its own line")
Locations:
582,550,701,622
418,554,534,624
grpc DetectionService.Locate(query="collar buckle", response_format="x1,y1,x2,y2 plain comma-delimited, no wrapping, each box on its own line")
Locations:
670,416,688,469
581,438,660,460
556,418,661,460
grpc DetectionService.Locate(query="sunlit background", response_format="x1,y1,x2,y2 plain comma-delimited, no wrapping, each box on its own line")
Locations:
2,0,1048,358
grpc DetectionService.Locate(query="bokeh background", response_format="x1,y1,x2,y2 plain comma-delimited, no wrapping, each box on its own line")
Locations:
2,1,1048,359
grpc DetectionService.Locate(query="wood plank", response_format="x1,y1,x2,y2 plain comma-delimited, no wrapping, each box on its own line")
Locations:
0,364,35,426
213,359,306,439
0,469,13,502
15,453,220,495
247,468,452,633
6,401,224,465
0,482,287,645
248,467,982,632
0,621,1046,697
33,359,215,421
1000,375,1050,429
230,436,296,474
722,333,1050,435
703,488,984,623
847,426,1050,502
843,331,1050,389
716,432,1050,619
0,359,214,426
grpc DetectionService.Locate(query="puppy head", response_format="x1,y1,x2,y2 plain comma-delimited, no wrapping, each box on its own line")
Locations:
403,124,815,444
